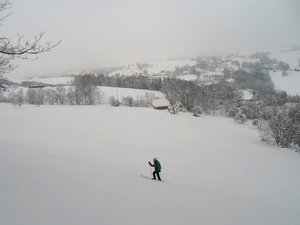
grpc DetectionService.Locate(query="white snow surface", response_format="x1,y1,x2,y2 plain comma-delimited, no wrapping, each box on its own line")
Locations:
268,50,300,95
269,71,300,95
270,50,300,69
0,104,300,225
177,74,198,81
99,86,164,103
242,90,253,100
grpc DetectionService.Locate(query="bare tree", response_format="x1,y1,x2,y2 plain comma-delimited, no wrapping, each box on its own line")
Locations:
0,1,60,76
8,88,24,107
55,86,66,105
122,96,134,107
74,75,98,105
27,88,46,106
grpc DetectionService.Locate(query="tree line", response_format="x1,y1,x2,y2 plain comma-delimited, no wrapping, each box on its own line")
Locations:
0,74,160,107
1,70,299,150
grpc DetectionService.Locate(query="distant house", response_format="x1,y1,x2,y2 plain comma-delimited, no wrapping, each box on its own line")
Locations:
152,98,169,110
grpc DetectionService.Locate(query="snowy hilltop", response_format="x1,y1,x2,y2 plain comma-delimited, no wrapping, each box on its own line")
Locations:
269,49,300,96
7,49,300,96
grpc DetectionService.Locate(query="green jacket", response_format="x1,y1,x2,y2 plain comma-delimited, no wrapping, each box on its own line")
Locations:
149,159,162,172
153,160,161,172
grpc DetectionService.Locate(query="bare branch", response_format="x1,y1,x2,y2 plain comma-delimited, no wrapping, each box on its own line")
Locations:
0,0,12,24
0,1,61,76
0,32,61,56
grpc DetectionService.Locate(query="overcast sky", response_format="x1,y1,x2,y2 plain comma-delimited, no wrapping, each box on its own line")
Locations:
2,0,300,79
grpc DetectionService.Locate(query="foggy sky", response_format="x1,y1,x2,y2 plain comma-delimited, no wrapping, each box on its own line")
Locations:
2,0,300,79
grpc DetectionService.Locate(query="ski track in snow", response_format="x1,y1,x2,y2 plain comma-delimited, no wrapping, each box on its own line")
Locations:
1,139,299,216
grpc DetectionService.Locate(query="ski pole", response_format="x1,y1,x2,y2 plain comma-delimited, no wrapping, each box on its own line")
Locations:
149,165,152,177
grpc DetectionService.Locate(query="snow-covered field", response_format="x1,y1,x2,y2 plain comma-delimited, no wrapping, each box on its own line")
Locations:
268,50,300,95
270,50,300,69
99,86,164,103
0,103,299,225
269,71,300,95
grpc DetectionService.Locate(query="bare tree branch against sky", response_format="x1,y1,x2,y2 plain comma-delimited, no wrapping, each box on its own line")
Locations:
2,0,300,78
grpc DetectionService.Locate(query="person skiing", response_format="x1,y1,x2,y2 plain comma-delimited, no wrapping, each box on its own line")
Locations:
148,157,162,181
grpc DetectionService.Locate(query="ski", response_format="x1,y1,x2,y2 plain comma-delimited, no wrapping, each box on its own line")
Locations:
140,174,163,182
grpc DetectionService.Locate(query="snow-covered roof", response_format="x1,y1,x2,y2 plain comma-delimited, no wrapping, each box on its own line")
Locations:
152,98,169,108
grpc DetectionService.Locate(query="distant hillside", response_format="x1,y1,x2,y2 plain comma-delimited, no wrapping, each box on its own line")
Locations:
269,49,300,95
270,49,300,70
3,49,300,96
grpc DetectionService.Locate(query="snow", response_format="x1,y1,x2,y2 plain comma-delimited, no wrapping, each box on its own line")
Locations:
1,85,165,105
33,77,74,85
146,59,197,74
0,103,299,225
177,74,198,81
226,78,235,82
267,50,300,95
269,71,300,95
109,59,197,76
230,56,259,64
99,86,164,103
242,90,253,100
1,86,28,98
270,50,300,69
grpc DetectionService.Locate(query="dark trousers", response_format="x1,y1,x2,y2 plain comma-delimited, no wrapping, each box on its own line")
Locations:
153,171,161,181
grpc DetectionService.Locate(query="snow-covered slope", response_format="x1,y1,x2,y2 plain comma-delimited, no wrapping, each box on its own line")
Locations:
99,86,164,103
270,50,300,69
5,49,300,96
269,49,300,95
269,71,300,95
0,104,299,225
